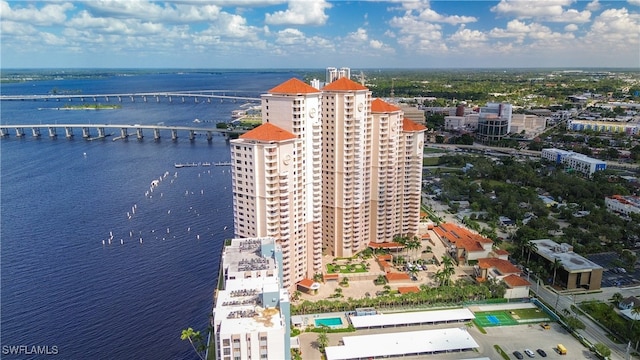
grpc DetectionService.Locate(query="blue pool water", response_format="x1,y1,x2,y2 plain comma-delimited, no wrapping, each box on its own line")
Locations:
315,317,343,327
487,315,500,324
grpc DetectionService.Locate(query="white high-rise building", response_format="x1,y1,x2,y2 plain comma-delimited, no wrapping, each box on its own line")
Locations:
211,237,291,360
369,99,427,244
326,67,351,84
231,78,322,291
230,75,427,289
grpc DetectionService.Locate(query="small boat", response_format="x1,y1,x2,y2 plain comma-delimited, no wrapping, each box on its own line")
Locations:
201,162,211,166
174,163,198,168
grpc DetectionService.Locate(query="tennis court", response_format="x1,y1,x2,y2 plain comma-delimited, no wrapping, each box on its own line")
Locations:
473,311,519,327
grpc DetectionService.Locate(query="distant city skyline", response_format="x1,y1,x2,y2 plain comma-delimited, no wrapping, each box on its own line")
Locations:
1,0,639,69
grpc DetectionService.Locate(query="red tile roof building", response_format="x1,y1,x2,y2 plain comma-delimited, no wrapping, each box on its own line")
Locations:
433,223,493,264
231,76,426,292
475,257,530,299
369,98,427,248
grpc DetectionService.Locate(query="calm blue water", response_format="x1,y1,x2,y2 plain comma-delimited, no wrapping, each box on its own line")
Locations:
0,70,297,359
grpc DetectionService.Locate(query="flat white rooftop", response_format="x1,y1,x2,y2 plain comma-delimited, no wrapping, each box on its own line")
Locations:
349,308,474,329
325,327,479,360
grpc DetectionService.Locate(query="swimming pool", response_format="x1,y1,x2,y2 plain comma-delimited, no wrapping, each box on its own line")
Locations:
315,317,343,327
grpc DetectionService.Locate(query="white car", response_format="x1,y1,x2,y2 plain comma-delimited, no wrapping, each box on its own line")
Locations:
524,349,535,358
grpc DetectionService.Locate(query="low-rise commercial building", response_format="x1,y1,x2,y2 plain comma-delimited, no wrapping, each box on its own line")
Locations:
541,148,606,176
530,239,603,290
605,195,640,217
433,223,493,264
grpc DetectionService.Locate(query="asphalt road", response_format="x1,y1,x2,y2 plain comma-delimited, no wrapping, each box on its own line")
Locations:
531,276,638,360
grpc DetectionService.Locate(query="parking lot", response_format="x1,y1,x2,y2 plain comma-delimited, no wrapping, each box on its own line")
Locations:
587,252,640,288
298,318,592,360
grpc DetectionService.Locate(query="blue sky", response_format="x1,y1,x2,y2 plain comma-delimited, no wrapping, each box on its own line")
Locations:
1,0,639,69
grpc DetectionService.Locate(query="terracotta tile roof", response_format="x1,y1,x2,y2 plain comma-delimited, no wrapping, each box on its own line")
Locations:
322,77,368,91
385,272,411,282
369,241,403,249
298,278,315,288
477,258,521,275
239,122,296,142
323,273,339,280
371,98,401,113
377,254,393,261
398,286,420,294
268,78,319,94
494,249,510,255
402,118,427,132
434,223,492,253
503,274,530,288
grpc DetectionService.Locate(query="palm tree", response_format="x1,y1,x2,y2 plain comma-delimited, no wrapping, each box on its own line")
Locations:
632,306,640,350
441,255,454,270
551,258,562,287
411,236,422,260
317,328,329,353
609,292,624,307
180,328,205,360
630,306,640,331
524,240,538,265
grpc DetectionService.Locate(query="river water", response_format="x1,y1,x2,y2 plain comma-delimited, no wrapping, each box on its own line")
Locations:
0,69,298,359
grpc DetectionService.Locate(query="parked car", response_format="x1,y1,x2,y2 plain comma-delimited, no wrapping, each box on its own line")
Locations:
513,351,524,359
536,349,547,357
524,349,535,358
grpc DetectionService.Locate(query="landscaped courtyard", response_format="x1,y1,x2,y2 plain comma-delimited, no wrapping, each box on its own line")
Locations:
326,262,369,274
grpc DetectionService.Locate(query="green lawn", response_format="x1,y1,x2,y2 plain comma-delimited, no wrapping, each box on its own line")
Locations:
510,307,551,321
326,263,368,274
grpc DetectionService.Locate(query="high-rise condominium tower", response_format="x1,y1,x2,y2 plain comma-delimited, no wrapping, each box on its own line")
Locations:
231,75,426,290
231,78,322,291
369,99,426,244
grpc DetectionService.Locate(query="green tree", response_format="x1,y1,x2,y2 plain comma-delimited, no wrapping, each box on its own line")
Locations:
609,292,624,307
565,316,586,331
317,327,329,353
593,343,611,358
630,306,640,333
551,258,562,286
180,328,205,360
524,240,538,265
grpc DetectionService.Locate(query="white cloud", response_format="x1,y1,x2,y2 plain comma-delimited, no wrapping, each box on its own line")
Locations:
348,28,369,42
587,8,640,47
369,39,383,49
415,8,477,25
264,0,332,26
0,1,74,26
564,23,578,32
491,0,591,23
389,14,444,52
0,20,38,36
488,19,575,46
83,0,222,23
586,0,601,11
67,11,164,35
448,26,488,48
274,28,305,45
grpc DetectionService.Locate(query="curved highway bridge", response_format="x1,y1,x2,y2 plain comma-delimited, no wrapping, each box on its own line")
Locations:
0,91,260,103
